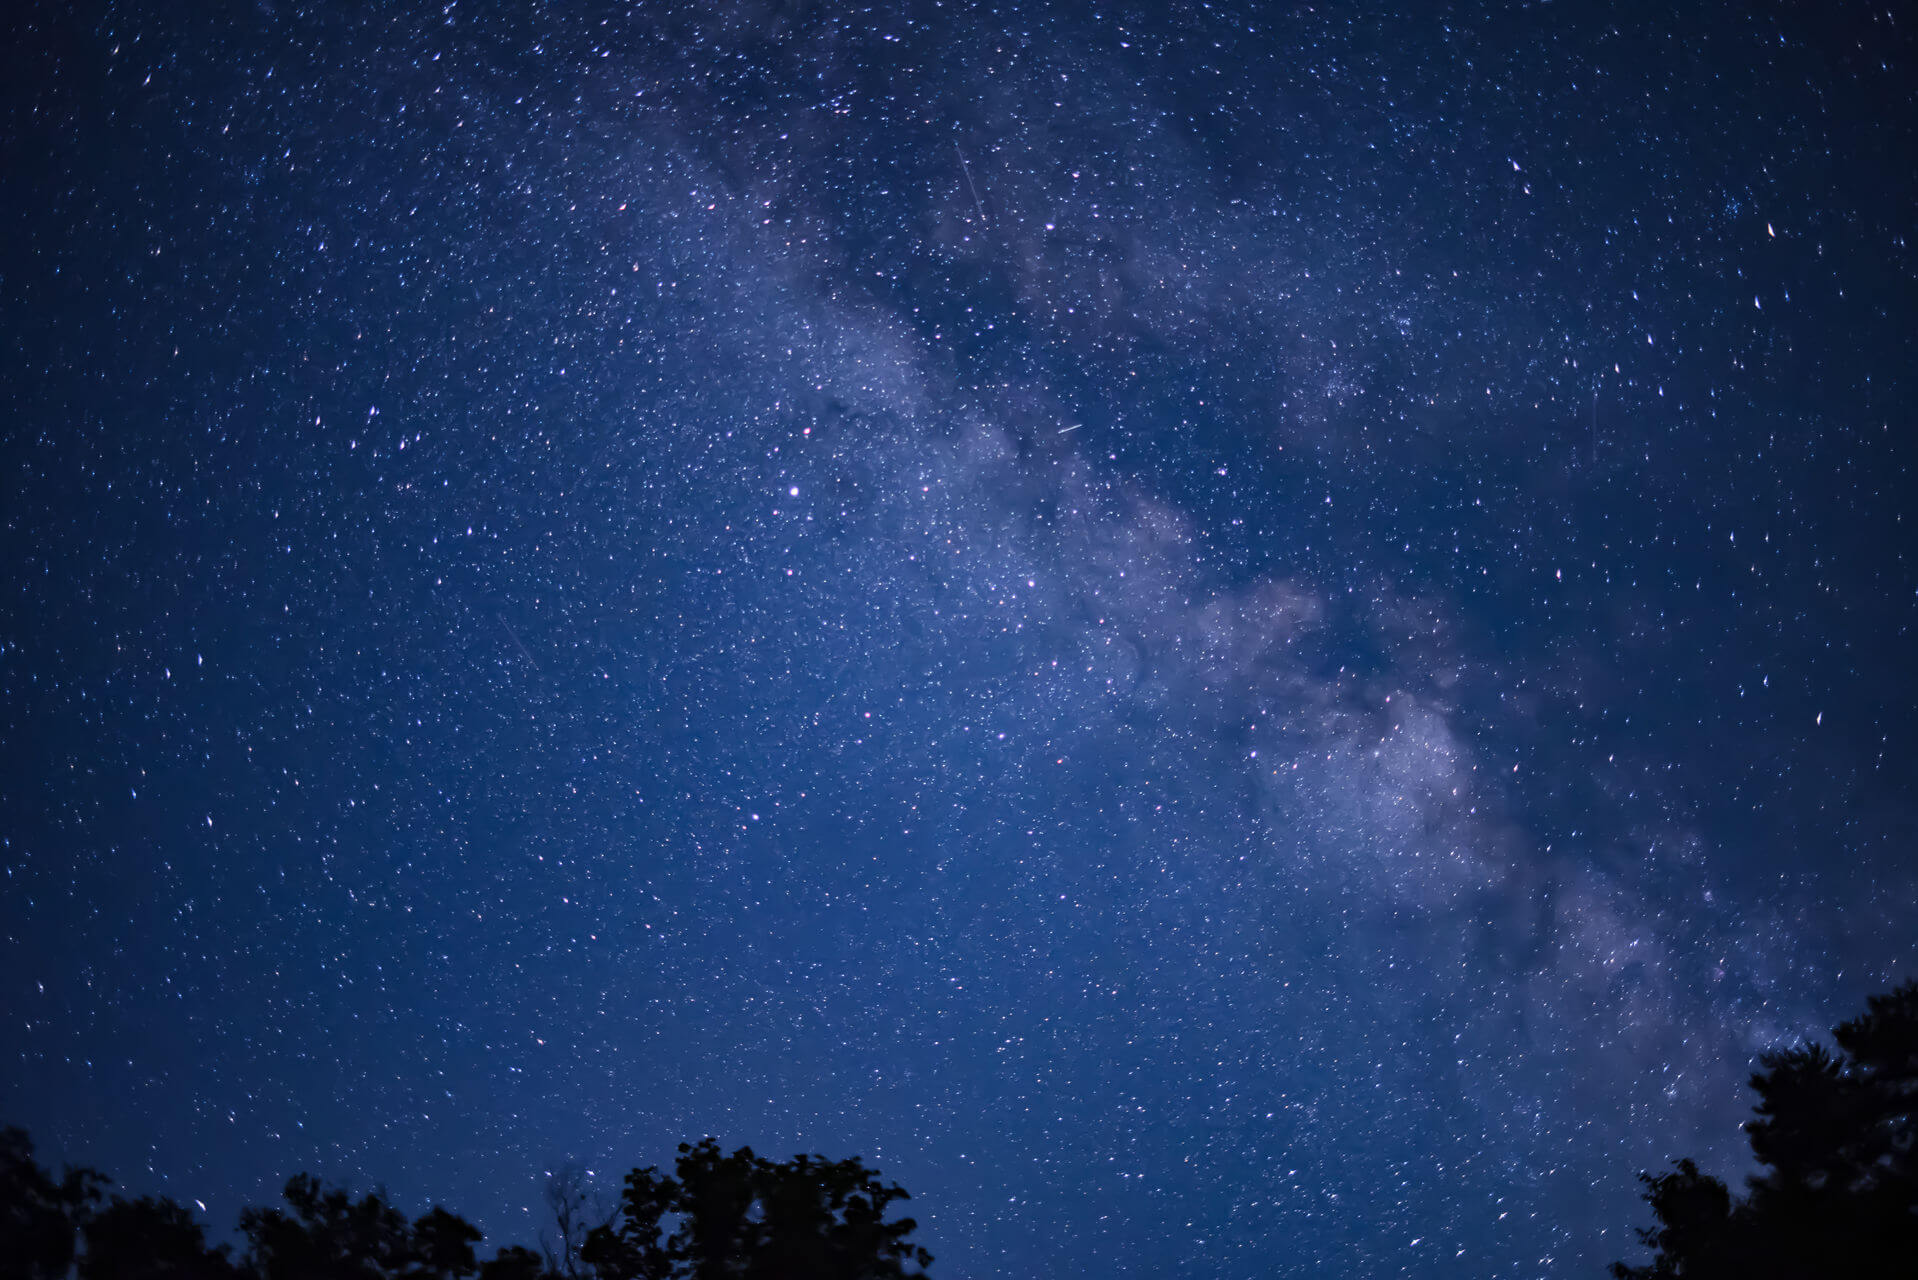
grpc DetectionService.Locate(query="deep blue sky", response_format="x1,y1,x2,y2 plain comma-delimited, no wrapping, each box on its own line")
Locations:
4,2,1915,1275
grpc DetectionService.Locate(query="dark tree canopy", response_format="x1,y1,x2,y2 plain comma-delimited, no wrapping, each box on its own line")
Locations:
581,1139,932,1280
79,1194,243,1280
236,1174,503,1280
1,1127,105,1280
1614,980,1918,1279
0,1132,928,1280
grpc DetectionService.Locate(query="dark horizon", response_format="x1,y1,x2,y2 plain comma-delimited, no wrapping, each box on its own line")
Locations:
4,2,1916,1275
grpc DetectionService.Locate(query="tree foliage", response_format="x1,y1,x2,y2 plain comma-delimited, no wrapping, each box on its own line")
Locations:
80,1195,243,1280
581,1139,931,1280
0,1131,928,1280
1,1126,106,1280
1614,980,1918,1278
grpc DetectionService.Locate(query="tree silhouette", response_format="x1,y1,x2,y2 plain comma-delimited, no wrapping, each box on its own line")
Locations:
0,1131,924,1280
538,1164,609,1280
581,1139,932,1280
1613,980,1918,1278
239,1175,489,1280
1,1125,106,1280
476,1246,554,1280
78,1195,241,1280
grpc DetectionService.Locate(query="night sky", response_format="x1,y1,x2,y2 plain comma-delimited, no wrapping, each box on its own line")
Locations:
4,2,1916,1276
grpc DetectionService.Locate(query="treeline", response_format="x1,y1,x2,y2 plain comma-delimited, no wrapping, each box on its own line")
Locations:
0,1134,931,1280
6,980,1915,1278
1610,979,1917,1278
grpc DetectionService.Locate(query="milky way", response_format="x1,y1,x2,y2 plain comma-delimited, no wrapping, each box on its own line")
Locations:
4,3,1916,1276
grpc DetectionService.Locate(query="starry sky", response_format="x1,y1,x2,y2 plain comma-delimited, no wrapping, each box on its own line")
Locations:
3,1,1916,1276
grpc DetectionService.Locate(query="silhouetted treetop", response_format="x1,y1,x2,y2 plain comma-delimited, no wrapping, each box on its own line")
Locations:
79,1194,242,1280
2,1127,106,1280
1612,979,1918,1279
0,1131,929,1280
581,1139,931,1280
